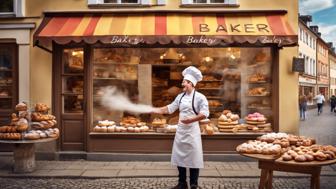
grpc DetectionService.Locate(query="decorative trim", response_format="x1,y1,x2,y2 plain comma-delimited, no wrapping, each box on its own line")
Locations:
0,23,35,29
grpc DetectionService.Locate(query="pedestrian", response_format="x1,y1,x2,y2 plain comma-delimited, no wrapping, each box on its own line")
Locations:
330,95,336,113
152,66,209,189
299,94,307,120
314,92,325,115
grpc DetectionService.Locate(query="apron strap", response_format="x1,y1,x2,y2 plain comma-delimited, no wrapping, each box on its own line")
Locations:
179,91,198,115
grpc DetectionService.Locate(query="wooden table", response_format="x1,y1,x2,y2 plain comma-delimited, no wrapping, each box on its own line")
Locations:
0,138,57,173
239,152,336,189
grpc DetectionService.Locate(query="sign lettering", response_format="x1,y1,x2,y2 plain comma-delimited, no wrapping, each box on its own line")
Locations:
199,23,270,33
110,36,144,44
185,36,217,45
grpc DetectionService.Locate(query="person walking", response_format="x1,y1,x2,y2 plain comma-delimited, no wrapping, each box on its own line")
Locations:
153,66,209,189
314,92,325,115
299,94,307,120
330,95,336,114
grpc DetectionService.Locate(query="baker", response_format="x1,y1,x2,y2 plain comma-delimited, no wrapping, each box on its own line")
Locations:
153,66,209,189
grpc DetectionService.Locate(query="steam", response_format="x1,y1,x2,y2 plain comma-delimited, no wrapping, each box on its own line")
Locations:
100,86,155,114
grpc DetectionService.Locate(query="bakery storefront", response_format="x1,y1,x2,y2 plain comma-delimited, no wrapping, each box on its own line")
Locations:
34,11,297,154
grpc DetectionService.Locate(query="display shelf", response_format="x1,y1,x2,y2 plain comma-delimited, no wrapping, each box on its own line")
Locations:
0,69,12,72
0,96,12,99
201,79,223,82
246,94,271,97
0,84,12,87
94,62,139,66
247,106,272,110
152,64,190,67
198,88,223,90
61,73,84,76
248,81,268,84
93,77,137,81
61,92,83,96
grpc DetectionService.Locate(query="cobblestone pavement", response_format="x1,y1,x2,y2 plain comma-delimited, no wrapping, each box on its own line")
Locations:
299,105,336,145
1,177,336,189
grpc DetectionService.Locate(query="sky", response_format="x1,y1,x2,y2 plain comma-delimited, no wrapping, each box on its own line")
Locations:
299,0,336,45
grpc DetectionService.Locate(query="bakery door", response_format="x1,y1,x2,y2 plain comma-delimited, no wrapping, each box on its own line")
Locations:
59,48,85,151
0,43,18,151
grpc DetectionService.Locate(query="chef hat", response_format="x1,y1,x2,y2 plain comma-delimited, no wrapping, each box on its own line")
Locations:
182,66,203,86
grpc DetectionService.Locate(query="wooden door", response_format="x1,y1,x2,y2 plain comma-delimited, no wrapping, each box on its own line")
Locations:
54,47,87,151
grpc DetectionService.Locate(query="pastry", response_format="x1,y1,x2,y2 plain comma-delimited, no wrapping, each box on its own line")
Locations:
23,132,40,140
205,125,214,135
107,126,116,133
294,155,307,162
15,102,28,111
282,153,292,161
16,118,29,132
35,103,50,113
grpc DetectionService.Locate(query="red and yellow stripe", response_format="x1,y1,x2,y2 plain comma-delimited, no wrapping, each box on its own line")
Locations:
37,14,295,37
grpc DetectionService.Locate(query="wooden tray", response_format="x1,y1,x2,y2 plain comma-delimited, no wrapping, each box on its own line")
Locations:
236,145,281,161
275,158,336,166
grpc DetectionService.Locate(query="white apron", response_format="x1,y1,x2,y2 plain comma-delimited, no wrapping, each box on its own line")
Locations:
171,93,204,168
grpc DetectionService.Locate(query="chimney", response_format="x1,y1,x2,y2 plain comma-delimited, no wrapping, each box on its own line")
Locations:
310,25,319,33
299,15,313,24
327,42,333,48
317,32,321,37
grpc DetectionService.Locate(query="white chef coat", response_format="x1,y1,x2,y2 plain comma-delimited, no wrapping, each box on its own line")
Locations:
167,89,209,168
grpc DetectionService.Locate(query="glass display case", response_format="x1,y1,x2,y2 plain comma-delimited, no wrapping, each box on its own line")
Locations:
90,47,273,134
62,48,84,113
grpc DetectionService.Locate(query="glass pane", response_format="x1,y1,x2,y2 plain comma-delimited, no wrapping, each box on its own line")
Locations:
0,45,14,109
210,0,225,3
63,95,84,113
193,0,207,3
121,0,138,3
63,49,84,73
104,0,118,3
0,0,13,12
93,48,139,126
62,48,84,113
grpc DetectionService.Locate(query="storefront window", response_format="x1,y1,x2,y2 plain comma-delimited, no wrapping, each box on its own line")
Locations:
92,47,273,133
62,48,84,113
0,44,15,110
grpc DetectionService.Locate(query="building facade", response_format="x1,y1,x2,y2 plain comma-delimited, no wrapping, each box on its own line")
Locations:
0,0,299,158
298,16,317,105
330,48,336,97
316,38,330,99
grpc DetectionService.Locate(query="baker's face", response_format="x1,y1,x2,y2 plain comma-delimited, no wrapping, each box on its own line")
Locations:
182,80,193,92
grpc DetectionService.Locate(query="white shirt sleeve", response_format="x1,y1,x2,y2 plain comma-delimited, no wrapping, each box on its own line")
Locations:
197,93,209,117
167,94,182,114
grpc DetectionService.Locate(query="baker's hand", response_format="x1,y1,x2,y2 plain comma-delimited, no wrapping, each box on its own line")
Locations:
181,118,194,124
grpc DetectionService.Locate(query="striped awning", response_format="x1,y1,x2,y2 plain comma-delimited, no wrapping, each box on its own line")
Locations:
34,13,297,50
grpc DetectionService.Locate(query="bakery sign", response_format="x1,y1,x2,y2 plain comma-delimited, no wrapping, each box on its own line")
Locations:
185,36,218,45
199,23,270,33
110,36,144,45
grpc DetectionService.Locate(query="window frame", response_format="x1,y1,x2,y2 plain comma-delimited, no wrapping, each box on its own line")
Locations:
181,0,239,7
87,0,159,6
0,0,24,17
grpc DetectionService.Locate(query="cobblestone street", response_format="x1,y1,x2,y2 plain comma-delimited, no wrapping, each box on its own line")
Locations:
299,105,336,145
1,177,336,189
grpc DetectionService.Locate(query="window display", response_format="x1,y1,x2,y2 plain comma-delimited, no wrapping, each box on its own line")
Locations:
91,47,273,134
0,44,15,111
